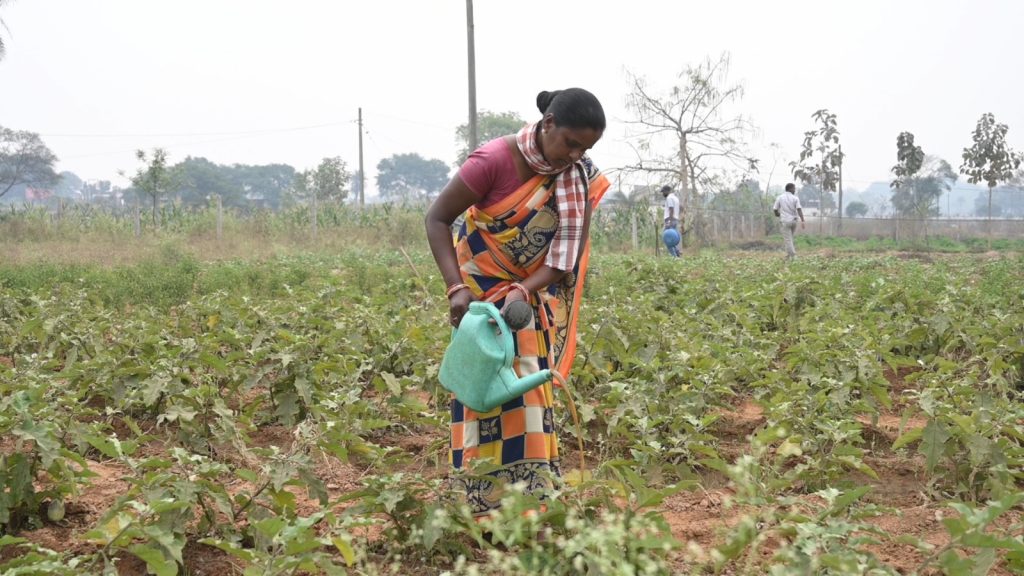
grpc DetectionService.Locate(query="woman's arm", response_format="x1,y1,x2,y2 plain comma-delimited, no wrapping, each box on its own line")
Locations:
507,197,592,306
425,175,480,327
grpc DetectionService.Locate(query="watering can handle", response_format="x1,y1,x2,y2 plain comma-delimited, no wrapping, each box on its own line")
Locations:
468,301,515,367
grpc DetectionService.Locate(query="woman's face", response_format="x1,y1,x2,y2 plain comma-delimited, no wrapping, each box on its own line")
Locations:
538,114,602,169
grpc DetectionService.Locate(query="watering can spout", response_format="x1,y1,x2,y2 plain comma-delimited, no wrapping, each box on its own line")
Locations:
497,369,552,405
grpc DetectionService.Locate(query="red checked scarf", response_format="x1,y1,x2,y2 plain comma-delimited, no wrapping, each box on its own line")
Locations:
515,122,586,271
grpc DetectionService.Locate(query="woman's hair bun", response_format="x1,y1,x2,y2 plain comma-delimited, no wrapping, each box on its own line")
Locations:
536,90,561,114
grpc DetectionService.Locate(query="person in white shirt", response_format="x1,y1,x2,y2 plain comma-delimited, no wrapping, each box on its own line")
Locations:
661,185,681,257
772,183,806,260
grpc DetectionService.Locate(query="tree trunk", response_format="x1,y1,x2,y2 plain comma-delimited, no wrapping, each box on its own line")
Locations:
987,185,993,248
678,135,689,214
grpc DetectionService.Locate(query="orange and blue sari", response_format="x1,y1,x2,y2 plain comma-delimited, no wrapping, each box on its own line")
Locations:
449,157,609,516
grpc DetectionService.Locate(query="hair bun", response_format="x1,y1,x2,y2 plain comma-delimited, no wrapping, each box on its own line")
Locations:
536,90,560,114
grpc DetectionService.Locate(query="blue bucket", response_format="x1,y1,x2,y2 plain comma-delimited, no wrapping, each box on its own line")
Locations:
662,227,681,248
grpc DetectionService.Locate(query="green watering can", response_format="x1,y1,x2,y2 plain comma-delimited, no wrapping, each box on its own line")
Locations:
439,301,552,413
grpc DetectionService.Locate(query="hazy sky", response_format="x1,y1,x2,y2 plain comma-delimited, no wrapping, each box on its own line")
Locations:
2,0,1022,198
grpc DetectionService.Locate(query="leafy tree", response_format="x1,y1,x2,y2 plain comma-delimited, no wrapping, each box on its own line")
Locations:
0,126,60,200
172,156,238,208
455,110,524,165
376,153,449,201
790,110,843,224
294,157,349,204
845,201,869,218
230,163,295,210
54,171,83,198
130,148,178,225
960,113,1022,223
892,156,955,219
625,53,758,221
890,132,924,191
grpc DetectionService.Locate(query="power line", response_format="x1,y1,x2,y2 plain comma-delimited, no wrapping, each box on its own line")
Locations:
40,119,358,139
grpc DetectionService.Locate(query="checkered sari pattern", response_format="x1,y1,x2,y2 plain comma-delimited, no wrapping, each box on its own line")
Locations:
448,155,609,516
515,122,587,272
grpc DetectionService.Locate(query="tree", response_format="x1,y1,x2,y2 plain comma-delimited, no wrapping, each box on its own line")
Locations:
625,53,758,222
455,110,524,165
130,148,177,225
231,163,295,210
376,153,449,201
294,157,349,204
845,201,869,218
54,171,83,199
0,0,10,61
891,156,955,219
960,113,1022,225
0,126,60,200
790,109,843,232
173,156,238,208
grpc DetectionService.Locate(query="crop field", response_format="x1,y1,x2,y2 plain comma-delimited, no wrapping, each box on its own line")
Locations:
1,247,1022,575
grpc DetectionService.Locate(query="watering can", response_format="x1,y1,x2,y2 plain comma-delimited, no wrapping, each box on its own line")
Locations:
439,301,551,413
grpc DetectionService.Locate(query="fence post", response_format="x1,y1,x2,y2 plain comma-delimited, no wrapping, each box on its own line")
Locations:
712,215,719,244
311,193,318,242
631,212,638,251
133,195,141,238
216,195,223,242
653,215,659,256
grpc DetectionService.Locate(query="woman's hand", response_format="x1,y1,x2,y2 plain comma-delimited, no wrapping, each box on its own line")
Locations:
449,288,476,328
499,283,527,316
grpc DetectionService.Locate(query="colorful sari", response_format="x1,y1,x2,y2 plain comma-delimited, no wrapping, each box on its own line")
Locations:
449,152,609,516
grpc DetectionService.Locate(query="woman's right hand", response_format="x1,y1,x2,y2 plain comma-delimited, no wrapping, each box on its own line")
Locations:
448,288,476,327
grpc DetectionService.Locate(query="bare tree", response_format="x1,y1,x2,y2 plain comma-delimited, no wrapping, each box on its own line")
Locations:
624,53,758,228
0,0,10,61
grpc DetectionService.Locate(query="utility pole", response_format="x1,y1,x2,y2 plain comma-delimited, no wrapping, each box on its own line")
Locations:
358,107,365,207
466,0,478,153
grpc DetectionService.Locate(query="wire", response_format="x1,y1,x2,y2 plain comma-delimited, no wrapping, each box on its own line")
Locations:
41,119,358,139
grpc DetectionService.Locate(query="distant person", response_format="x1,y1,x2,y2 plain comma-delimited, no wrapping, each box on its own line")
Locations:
661,185,681,257
773,183,805,260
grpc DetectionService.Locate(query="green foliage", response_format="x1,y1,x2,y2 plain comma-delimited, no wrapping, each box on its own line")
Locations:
0,126,59,200
961,113,1023,225
791,109,843,210
375,152,450,201
455,110,525,165
2,250,1023,573
130,148,180,226
845,201,869,218
293,156,350,204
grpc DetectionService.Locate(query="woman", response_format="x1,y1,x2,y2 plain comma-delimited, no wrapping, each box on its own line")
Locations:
425,88,609,516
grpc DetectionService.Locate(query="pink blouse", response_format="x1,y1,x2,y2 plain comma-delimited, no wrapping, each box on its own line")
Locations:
459,137,529,208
